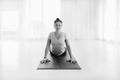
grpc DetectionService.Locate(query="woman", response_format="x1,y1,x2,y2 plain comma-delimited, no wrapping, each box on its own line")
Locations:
40,18,76,64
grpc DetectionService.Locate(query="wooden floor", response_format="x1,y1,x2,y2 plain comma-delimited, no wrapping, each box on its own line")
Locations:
0,39,120,80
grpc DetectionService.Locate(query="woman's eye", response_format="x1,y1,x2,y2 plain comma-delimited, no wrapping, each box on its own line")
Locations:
56,25,58,26
55,24,61,27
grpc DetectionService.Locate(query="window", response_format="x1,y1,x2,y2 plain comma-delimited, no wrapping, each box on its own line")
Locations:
1,11,19,34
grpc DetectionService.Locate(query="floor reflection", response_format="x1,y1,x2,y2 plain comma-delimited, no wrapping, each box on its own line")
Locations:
0,39,120,80
1,40,18,70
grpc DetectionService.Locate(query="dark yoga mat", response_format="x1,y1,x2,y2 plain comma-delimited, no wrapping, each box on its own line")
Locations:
37,52,81,70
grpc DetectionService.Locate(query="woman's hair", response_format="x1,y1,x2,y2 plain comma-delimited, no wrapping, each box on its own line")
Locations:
54,18,62,24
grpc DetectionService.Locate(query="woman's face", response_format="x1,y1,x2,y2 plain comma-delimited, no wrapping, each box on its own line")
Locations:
54,22,62,31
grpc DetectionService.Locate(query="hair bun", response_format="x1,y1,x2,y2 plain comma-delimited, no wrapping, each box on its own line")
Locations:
54,18,62,23
56,18,60,20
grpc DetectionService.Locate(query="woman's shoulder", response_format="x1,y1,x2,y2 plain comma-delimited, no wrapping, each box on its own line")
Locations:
49,32,54,36
49,32,53,34
48,32,54,39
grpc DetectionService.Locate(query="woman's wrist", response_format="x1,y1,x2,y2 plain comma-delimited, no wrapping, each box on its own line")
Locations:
44,56,47,59
70,56,73,59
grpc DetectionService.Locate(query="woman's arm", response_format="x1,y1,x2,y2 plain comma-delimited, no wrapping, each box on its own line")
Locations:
44,39,51,58
65,39,73,59
65,39,77,64
40,38,51,64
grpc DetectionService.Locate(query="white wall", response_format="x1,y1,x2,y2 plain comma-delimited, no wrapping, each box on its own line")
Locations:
23,0,61,39
61,0,100,40
0,0,24,40
1,0,120,42
0,0,102,40
98,0,120,42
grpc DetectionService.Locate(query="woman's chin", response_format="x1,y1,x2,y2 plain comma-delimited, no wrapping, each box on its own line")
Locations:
56,29,59,30
56,28,60,30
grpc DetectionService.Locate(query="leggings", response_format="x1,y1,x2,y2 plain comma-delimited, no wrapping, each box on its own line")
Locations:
50,50,67,58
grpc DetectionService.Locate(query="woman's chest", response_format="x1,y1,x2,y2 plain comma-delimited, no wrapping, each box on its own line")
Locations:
51,33,65,43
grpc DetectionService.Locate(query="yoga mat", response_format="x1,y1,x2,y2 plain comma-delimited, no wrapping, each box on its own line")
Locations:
37,52,81,70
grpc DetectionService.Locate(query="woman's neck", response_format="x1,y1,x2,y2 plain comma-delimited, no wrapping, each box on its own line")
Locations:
55,30,61,33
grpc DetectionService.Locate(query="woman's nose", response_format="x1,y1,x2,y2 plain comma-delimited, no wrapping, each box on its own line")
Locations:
57,26,60,28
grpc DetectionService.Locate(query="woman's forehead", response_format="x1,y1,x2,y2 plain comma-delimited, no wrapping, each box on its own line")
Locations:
55,22,62,24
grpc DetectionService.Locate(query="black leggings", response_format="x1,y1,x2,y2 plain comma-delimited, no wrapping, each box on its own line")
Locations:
50,50,67,58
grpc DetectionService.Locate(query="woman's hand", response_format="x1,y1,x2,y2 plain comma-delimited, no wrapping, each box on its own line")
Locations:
40,58,51,64
66,58,77,64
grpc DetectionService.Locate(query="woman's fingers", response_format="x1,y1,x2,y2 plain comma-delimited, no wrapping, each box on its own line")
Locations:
41,60,46,64
66,59,77,64
66,60,71,63
71,60,77,64
40,60,44,64
46,59,50,62
40,59,50,64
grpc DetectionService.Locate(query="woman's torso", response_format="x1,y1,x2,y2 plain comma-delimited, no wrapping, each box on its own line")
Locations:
49,32,66,56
